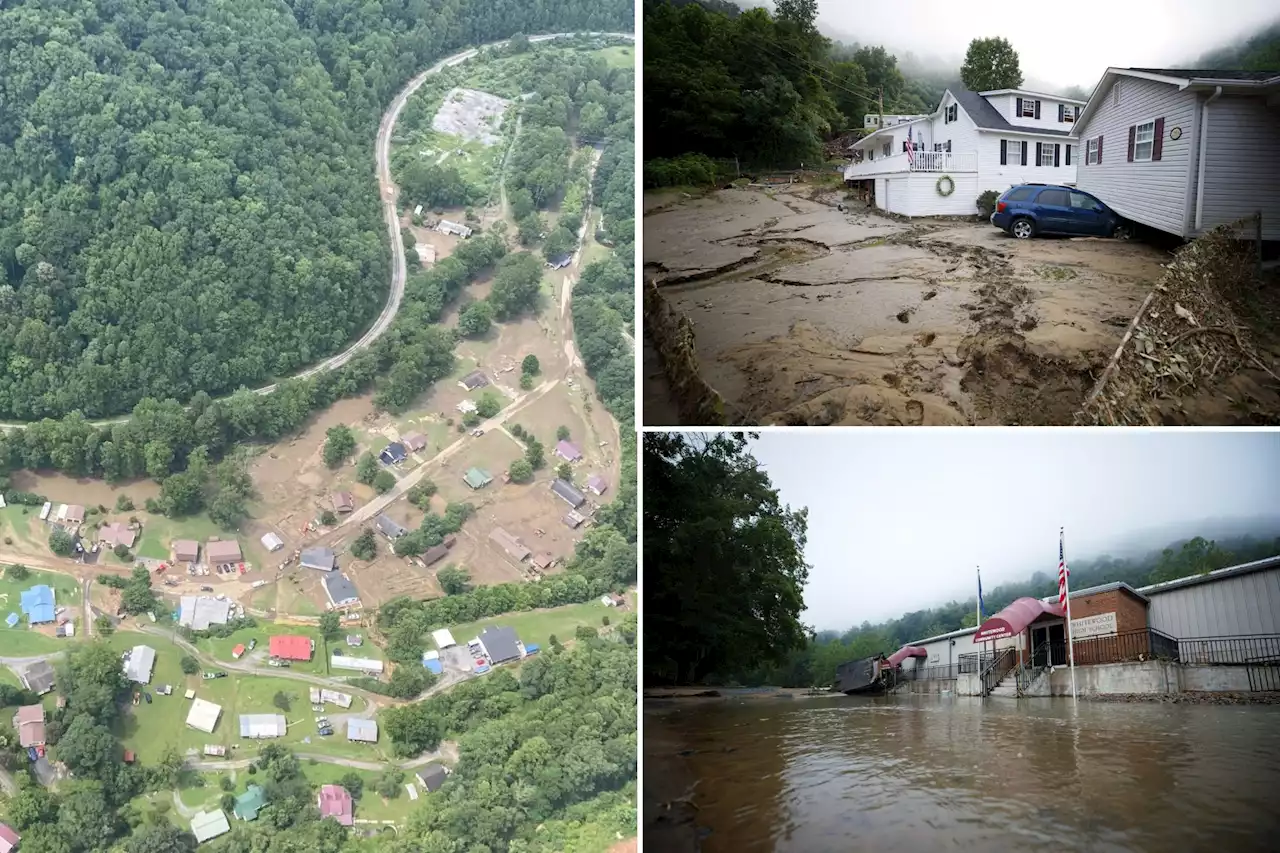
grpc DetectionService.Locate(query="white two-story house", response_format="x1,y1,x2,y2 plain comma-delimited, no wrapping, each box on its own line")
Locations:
844,87,1087,216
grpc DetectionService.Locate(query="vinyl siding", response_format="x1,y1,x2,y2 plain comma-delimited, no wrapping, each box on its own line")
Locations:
1147,565,1280,638
990,93,1083,132
1074,76,1198,236
936,91,982,156
1197,96,1280,241
879,173,980,215
976,137,1078,194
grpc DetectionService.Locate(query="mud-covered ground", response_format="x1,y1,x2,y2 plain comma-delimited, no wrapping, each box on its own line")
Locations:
643,185,1172,425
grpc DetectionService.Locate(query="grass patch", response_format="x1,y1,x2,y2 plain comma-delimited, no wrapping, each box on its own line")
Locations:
438,600,609,650
596,45,634,69
0,503,46,550
134,514,226,561
0,565,80,655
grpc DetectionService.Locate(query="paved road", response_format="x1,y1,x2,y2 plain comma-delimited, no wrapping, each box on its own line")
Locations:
0,31,633,433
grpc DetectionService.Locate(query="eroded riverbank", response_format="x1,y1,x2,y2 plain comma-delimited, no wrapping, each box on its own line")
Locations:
643,185,1171,425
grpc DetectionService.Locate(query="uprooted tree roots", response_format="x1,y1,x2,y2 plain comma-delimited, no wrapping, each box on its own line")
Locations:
1077,218,1280,425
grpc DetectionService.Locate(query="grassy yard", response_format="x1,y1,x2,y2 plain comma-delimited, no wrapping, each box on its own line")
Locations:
133,514,226,561
193,623,384,677
300,762,421,823
0,565,80,655
596,45,634,69
0,503,47,550
437,600,611,650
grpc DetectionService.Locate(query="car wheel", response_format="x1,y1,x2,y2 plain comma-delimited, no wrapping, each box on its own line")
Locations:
1112,223,1133,240
1011,217,1035,239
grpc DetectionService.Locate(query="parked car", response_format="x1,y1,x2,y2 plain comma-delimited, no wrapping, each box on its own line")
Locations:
317,727,334,737
200,586,214,592
202,671,227,680
990,184,1133,240
247,638,257,651
470,429,484,437
143,692,152,704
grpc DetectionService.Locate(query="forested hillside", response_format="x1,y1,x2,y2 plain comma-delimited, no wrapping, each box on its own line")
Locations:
0,0,630,421
755,531,1280,689
1195,17,1280,70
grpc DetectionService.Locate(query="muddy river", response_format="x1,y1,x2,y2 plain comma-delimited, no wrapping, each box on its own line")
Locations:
645,695,1280,853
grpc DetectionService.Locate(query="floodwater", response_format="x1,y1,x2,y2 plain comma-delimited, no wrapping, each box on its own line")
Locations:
646,694,1280,853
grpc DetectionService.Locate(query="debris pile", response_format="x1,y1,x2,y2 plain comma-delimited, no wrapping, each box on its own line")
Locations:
643,280,736,425
1077,217,1280,425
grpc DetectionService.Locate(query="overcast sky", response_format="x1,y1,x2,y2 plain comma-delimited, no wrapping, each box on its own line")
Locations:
748,430,1280,631
800,0,1279,92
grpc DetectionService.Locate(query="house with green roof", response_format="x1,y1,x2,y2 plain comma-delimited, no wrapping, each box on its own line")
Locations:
463,467,493,490
233,785,267,821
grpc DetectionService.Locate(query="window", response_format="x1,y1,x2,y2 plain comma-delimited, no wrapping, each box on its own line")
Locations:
1005,187,1036,202
949,104,958,122
1086,138,1100,165
1063,105,1075,123
1020,99,1036,117
1069,192,1102,211
1040,144,1055,167
1133,120,1155,161
1038,189,1070,206
1006,140,1025,165
945,140,952,153
882,141,891,157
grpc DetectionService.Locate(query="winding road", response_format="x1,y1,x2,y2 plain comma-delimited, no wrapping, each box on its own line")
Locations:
0,31,634,432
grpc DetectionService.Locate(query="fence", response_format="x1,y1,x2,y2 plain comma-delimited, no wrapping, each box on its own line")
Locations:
1066,628,1180,665
1178,634,1280,665
904,664,960,681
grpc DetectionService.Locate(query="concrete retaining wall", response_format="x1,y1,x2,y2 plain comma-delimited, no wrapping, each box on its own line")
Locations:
957,662,1271,698
900,678,956,694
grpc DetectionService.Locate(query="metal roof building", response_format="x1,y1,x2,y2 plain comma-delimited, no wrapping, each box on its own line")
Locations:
261,532,285,552
239,714,287,739
179,596,232,630
463,467,493,489
123,645,156,684
432,629,456,648
489,527,531,562
190,809,230,843
234,785,267,821
347,718,378,743
300,546,336,571
1138,555,1280,638
186,699,222,734
331,655,384,673
20,585,55,625
323,573,360,608
479,626,522,664
375,514,408,539
550,479,586,508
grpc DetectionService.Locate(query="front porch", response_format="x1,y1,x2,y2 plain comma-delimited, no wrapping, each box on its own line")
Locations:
843,150,978,180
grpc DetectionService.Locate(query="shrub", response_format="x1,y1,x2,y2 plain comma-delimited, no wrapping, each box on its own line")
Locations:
977,189,1000,218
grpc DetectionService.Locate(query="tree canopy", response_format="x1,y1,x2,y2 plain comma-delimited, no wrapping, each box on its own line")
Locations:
960,37,1023,92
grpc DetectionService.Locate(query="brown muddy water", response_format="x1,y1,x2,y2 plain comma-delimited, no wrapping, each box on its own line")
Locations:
645,694,1280,853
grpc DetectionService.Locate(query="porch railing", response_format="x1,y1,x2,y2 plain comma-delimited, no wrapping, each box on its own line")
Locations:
957,652,994,674
1178,634,1280,665
844,150,978,179
1059,628,1180,666
980,648,1017,697
903,663,960,681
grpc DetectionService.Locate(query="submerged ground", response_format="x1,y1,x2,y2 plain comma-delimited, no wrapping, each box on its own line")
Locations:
643,185,1172,425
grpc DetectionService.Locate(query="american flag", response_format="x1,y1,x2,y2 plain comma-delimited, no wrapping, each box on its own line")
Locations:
1058,529,1069,609
905,138,914,167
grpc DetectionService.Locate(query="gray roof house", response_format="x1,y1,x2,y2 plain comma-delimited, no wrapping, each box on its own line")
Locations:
1073,67,1280,240
478,626,522,664
300,547,337,571
550,478,587,508
179,596,232,630
323,573,361,608
123,645,156,684
416,764,448,792
20,660,55,695
375,514,408,540
458,370,489,391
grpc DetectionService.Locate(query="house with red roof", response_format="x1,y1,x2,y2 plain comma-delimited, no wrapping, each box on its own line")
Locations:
317,784,354,826
268,635,313,661
0,822,19,853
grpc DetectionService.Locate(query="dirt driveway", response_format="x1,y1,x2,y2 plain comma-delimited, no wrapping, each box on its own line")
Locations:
643,185,1171,425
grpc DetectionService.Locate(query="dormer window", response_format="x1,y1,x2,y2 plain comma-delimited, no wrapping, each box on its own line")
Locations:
1020,99,1036,118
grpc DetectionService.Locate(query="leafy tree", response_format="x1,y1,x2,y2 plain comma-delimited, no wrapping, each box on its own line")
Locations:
488,252,545,319
457,300,494,338
124,822,196,853
319,611,341,640
525,439,546,470
575,624,597,641
56,716,120,783
960,37,1023,92
556,425,571,441
437,565,472,595
375,768,406,799
339,772,365,800
113,543,131,559
49,528,75,556
122,566,158,615
520,373,534,390
273,691,292,712
356,452,380,485
180,656,199,675
351,529,378,561
94,615,114,636
408,481,438,508
220,793,236,814
323,425,357,469
320,509,338,526
7,564,30,581
476,392,502,419
114,495,135,512
373,470,397,494
522,355,541,376
556,462,573,481
542,226,577,260
462,411,481,428
508,459,534,484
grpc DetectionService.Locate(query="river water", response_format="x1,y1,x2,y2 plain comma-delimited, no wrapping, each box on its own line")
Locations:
647,694,1280,853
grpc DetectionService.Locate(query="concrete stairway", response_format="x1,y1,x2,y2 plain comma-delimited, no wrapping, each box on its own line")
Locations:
989,680,1020,698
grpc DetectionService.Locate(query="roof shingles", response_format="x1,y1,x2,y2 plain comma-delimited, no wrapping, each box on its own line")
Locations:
950,86,1076,137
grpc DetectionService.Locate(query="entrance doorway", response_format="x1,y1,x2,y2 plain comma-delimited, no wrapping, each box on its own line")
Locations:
1031,622,1068,667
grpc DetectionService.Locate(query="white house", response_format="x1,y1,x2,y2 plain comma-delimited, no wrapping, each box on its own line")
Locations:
1073,67,1280,241
863,112,927,129
845,87,1086,216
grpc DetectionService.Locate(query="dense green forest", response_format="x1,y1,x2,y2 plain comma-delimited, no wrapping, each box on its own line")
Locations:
0,0,630,421
1196,17,1280,70
751,532,1280,689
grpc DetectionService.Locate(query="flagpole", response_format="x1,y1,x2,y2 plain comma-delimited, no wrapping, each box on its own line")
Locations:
976,566,981,627
1062,527,1078,705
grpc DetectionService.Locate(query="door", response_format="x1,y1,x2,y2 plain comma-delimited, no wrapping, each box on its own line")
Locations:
1067,190,1108,235
1048,623,1067,666
1031,627,1050,667
1035,188,1073,233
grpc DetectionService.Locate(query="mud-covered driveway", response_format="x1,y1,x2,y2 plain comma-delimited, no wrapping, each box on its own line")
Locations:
643,185,1171,425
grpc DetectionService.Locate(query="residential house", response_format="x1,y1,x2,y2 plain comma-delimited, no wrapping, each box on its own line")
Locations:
531,552,555,571
97,522,137,550
190,810,231,844
437,220,472,238
422,543,452,566
478,626,522,664
269,635,313,661
206,539,242,564
463,467,493,490
63,504,86,524
318,785,354,826
546,253,572,270
300,547,337,572
123,645,156,684
239,714,287,739
458,371,489,392
0,822,19,853
375,514,408,540
346,634,363,647
347,719,378,743
179,596,232,631
456,398,478,414
845,86,1085,216
20,585,55,624
488,527,531,562
551,478,587,508
186,699,222,733
331,656,384,673
1073,68,1280,240
416,764,449,793
586,474,608,496
562,510,586,529
379,442,407,465
864,112,928,129
20,660,55,695
172,539,200,563
322,573,361,608
13,704,45,747
554,440,583,462
331,492,355,514
402,432,428,452
261,532,284,552
233,785,267,821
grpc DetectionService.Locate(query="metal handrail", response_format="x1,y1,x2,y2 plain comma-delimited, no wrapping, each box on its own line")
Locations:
980,648,1016,696
1015,642,1051,695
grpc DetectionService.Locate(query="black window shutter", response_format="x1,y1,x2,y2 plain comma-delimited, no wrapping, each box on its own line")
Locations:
1054,143,1060,167
1021,141,1028,166
1000,139,1007,165
946,140,952,152
1058,104,1064,122
1034,100,1041,119
1098,135,1103,163
1016,97,1023,116
1035,142,1042,166
1127,125,1136,161
1153,117,1165,160
1066,144,1072,166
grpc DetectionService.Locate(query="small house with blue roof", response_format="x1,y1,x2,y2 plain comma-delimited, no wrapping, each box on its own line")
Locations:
20,585,55,625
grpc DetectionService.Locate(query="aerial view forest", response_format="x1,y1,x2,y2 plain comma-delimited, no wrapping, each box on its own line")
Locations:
0,0,629,421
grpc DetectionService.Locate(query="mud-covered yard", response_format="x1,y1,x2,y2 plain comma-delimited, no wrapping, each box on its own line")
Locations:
643,185,1172,425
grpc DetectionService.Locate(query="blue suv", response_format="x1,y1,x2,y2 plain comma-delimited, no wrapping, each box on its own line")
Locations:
990,184,1132,240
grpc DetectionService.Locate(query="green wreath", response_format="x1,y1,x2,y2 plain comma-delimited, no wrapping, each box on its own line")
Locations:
936,175,955,197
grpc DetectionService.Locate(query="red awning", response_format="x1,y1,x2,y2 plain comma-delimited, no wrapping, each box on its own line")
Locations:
974,597,1064,641
886,645,928,668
